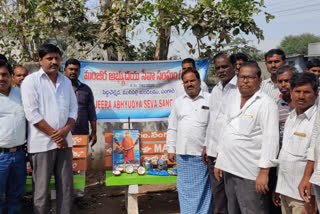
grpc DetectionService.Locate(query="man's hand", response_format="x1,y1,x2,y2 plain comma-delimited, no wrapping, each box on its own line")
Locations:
298,177,312,203
168,153,176,162
272,191,281,206
89,132,97,146
56,139,68,149
256,168,269,194
201,146,208,165
214,168,223,182
51,128,68,142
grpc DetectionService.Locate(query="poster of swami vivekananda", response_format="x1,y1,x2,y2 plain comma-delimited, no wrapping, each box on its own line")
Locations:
112,129,140,170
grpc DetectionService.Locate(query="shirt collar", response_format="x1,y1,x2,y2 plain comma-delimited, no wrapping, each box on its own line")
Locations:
290,104,317,120
39,68,63,82
217,75,237,89
183,88,205,100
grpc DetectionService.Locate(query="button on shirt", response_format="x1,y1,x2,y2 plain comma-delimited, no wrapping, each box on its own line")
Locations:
72,81,96,135
276,104,317,200
205,75,238,158
215,90,279,181
261,78,281,103
0,87,26,148
166,90,210,156
21,69,78,153
307,107,320,186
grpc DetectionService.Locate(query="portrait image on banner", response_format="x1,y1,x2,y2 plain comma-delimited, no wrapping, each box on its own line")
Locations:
112,129,140,170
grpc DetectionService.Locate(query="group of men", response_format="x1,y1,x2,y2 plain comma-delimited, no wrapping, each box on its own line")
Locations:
167,49,320,214
2,43,320,214
0,44,97,214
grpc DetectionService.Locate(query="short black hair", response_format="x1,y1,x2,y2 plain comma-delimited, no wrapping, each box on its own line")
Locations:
213,51,232,64
276,65,297,76
0,54,8,62
306,59,320,69
239,61,261,78
0,61,13,75
181,67,200,80
39,44,62,58
65,58,80,68
182,58,196,68
264,49,286,61
290,72,319,93
230,53,248,65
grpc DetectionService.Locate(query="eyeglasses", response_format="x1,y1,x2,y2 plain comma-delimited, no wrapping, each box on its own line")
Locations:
215,65,229,70
238,75,258,81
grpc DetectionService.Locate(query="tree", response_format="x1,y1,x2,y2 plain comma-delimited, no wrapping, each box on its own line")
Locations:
278,33,320,56
205,37,264,61
182,0,273,58
0,0,95,62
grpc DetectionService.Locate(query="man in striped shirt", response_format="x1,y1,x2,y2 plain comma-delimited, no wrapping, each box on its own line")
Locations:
276,66,297,147
261,49,286,102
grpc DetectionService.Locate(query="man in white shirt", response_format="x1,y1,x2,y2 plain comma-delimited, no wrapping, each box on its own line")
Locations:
261,49,286,102
202,51,237,214
215,61,279,214
174,58,208,98
276,72,318,214
12,65,28,88
21,44,78,214
0,61,26,214
167,67,212,214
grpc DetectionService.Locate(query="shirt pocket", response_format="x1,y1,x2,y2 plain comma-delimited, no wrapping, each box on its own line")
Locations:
237,114,256,135
284,134,310,157
195,108,210,126
77,91,88,105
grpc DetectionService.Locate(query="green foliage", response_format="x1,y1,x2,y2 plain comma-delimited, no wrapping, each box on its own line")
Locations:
182,0,273,57
0,0,94,62
277,33,320,56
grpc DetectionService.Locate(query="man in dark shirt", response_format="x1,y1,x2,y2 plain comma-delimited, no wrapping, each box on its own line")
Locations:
64,58,97,200
64,58,97,143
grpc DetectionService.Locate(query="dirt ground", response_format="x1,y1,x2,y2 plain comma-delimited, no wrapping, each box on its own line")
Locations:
22,169,180,214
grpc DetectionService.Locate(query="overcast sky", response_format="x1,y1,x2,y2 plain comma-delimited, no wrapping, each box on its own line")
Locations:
86,0,320,59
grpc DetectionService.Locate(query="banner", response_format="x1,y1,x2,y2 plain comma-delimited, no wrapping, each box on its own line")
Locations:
79,59,209,121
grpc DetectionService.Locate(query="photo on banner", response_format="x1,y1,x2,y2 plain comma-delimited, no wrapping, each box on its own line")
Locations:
112,129,140,170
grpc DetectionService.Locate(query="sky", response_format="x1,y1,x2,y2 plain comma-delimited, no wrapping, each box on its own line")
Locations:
86,0,320,59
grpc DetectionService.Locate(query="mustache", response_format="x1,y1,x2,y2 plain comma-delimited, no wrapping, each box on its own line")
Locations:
217,72,226,77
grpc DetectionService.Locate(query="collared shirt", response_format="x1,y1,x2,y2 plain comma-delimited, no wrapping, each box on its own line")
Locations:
261,78,281,103
276,105,317,200
166,90,210,156
308,106,320,186
205,75,238,157
277,98,293,148
72,81,96,135
0,87,26,148
21,68,78,153
215,90,279,181
174,81,208,98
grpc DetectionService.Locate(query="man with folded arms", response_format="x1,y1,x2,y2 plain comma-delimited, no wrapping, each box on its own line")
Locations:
0,61,26,214
275,72,318,214
215,61,279,214
21,44,78,214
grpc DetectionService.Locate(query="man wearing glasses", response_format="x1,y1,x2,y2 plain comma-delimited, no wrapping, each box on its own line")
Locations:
214,61,279,214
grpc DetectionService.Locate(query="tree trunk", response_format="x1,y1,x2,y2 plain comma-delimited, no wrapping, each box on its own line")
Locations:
100,0,119,61
154,9,170,60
